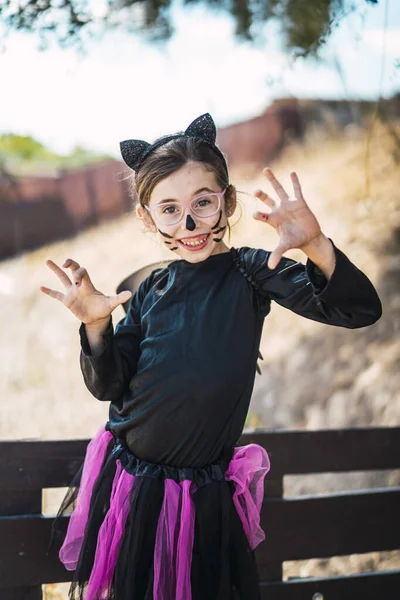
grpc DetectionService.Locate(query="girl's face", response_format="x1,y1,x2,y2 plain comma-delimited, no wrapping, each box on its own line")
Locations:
137,161,235,264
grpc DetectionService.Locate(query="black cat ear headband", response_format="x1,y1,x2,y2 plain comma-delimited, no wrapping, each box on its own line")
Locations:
119,113,227,172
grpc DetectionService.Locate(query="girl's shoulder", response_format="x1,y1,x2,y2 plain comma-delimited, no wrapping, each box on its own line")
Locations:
230,246,273,293
231,246,272,273
139,266,169,295
232,246,301,294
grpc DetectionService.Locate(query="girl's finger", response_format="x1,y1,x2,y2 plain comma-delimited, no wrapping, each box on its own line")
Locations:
46,260,72,288
63,258,81,273
109,290,132,311
254,189,276,208
40,286,64,302
268,243,287,270
263,168,289,201
267,251,282,270
290,172,303,200
73,267,91,287
252,210,270,223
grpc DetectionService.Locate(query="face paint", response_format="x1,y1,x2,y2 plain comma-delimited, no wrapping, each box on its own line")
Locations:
185,214,196,231
164,241,172,245
158,228,174,239
212,238,223,242
211,210,222,230
170,246,178,250
213,225,226,235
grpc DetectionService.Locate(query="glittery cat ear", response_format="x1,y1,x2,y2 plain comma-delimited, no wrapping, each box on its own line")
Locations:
185,113,217,145
119,139,151,171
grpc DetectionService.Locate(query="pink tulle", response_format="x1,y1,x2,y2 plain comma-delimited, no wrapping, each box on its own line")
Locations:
59,424,113,570
59,424,270,600
153,479,196,600
152,445,270,599
85,459,135,600
225,443,270,549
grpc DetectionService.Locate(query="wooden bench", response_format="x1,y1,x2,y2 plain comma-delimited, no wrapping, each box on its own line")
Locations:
0,427,399,599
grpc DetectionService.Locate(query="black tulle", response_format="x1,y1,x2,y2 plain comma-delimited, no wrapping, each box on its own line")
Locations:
48,436,261,600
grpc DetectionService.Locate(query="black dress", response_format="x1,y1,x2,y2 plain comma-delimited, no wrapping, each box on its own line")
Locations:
51,241,382,600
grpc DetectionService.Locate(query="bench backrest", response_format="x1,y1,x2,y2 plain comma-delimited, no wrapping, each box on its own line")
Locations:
0,427,399,599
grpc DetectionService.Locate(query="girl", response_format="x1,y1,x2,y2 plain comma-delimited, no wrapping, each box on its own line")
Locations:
42,113,382,600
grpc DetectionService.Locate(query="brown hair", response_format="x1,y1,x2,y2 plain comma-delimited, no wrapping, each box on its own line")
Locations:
131,137,237,237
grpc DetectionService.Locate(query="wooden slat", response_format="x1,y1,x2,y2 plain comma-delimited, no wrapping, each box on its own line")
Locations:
0,488,43,597
260,570,400,599
0,516,70,588
239,427,400,475
1,428,399,491
0,587,43,600
1,489,399,588
257,488,400,564
0,439,89,491
257,560,283,581
0,491,42,516
264,476,283,499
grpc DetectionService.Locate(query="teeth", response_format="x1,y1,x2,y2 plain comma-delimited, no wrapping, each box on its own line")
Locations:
180,236,208,247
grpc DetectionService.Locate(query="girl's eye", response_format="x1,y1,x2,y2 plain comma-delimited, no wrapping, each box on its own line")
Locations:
162,205,178,215
195,197,212,208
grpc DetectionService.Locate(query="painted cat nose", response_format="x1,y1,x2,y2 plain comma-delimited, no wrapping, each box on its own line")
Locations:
185,214,196,231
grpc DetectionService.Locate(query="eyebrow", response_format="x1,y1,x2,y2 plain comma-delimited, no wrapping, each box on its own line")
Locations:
157,187,216,204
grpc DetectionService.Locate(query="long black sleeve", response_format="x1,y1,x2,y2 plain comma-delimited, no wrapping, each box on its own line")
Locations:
79,276,149,402
236,239,382,327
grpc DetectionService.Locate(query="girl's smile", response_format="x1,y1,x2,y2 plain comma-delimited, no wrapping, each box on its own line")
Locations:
176,233,211,251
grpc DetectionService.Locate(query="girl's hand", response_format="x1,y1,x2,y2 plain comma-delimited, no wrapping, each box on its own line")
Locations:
253,168,323,269
40,259,132,325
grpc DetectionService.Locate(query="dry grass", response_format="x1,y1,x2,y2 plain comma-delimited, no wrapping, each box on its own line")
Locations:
1,121,399,598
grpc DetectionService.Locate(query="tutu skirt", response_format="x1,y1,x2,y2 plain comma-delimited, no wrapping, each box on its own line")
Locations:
50,423,270,600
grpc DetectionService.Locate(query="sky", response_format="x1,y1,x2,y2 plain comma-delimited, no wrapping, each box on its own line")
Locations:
0,0,399,157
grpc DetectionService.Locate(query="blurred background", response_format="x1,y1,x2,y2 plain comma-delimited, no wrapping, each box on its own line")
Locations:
0,0,399,597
